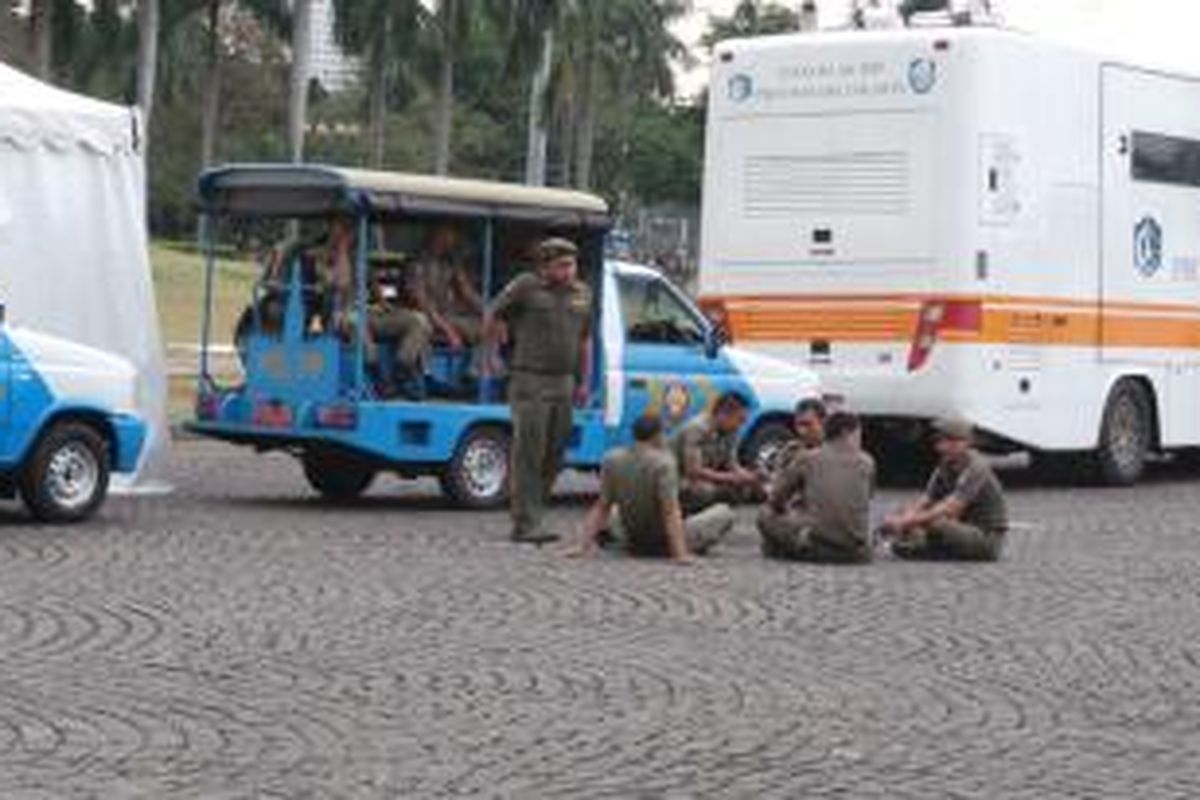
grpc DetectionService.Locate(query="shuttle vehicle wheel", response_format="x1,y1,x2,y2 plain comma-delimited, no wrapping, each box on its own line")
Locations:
1095,380,1152,487
20,422,111,523
440,426,510,509
302,451,376,501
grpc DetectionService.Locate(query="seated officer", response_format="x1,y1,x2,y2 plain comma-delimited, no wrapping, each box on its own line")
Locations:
769,397,828,474
569,414,735,562
411,223,484,350
758,411,875,564
879,417,1008,561
366,257,432,399
671,391,766,514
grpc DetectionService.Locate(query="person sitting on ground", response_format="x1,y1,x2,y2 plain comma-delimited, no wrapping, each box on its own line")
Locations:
758,411,876,564
769,397,828,474
879,417,1009,562
569,414,735,562
410,223,484,351
670,391,766,515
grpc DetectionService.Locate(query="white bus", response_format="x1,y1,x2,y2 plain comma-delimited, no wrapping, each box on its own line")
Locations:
700,24,1200,484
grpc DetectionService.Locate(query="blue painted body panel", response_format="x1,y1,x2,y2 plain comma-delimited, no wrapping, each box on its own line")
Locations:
0,331,147,475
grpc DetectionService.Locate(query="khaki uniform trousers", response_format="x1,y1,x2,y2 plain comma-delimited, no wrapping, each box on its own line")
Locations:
613,503,736,558
680,480,766,516
757,508,870,565
891,519,1004,562
509,371,574,537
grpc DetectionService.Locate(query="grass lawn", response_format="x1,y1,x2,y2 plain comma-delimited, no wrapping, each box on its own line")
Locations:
152,240,258,347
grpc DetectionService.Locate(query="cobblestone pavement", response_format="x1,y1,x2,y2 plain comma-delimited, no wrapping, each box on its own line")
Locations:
1,442,1200,798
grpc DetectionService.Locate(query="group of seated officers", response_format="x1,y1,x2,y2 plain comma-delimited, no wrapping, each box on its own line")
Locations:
239,220,501,400
570,395,1009,566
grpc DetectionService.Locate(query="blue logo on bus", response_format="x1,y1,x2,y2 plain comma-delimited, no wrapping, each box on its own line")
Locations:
908,58,938,94
1134,216,1163,277
728,73,754,103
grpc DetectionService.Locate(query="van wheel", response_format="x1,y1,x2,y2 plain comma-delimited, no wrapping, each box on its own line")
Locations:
440,426,510,509
1095,380,1153,486
302,451,376,501
741,421,796,475
20,422,111,523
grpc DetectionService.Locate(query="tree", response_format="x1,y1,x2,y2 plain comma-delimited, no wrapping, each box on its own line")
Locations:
137,0,161,127
333,0,426,168
497,0,567,186
287,0,313,162
28,0,53,80
432,0,467,175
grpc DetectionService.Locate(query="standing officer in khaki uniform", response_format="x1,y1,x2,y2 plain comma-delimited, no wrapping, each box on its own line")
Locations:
758,412,876,564
670,391,766,515
487,238,593,544
879,417,1008,561
568,415,735,562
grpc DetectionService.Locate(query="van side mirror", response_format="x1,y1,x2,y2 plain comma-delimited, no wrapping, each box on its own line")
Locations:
704,324,727,359
0,303,6,325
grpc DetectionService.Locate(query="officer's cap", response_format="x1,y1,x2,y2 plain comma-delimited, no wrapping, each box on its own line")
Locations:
538,237,579,262
932,416,973,441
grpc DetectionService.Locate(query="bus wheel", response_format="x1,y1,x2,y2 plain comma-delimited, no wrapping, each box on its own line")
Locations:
741,420,796,475
440,426,510,509
1095,380,1153,486
20,422,110,523
302,451,376,501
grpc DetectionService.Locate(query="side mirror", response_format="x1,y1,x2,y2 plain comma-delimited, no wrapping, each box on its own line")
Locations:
0,303,6,325
704,324,727,359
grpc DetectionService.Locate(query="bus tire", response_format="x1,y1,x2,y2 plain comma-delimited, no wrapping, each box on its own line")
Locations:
440,425,511,509
740,419,796,475
1094,379,1153,487
19,421,111,523
302,451,376,501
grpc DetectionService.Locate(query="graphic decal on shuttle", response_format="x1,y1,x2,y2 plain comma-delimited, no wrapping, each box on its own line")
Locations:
908,58,938,94
1134,216,1163,277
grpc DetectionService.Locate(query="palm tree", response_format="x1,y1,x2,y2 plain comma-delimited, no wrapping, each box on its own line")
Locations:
28,0,53,80
137,0,161,127
498,0,568,185
432,0,467,175
288,0,314,162
332,0,426,168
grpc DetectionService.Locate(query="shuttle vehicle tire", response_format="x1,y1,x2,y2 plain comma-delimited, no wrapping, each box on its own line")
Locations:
19,421,111,523
302,450,377,501
440,425,511,509
740,419,796,475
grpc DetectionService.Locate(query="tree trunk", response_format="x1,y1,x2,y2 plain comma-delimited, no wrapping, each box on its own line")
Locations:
572,38,599,191
136,0,161,129
432,0,457,176
557,91,575,188
199,0,223,169
288,0,315,163
366,20,389,168
523,27,553,186
29,0,52,81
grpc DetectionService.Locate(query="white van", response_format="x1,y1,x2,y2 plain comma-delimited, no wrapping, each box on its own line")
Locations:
700,24,1200,484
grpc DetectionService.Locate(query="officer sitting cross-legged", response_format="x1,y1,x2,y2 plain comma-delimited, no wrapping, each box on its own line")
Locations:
670,391,767,515
757,411,876,565
568,414,735,563
879,417,1009,562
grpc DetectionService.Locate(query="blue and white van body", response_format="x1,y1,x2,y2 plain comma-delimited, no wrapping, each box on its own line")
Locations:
188,164,820,506
0,322,147,521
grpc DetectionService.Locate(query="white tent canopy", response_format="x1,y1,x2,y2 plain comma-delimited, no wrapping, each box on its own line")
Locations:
0,62,168,490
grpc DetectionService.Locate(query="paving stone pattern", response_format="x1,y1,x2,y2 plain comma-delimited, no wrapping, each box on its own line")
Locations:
0,442,1198,798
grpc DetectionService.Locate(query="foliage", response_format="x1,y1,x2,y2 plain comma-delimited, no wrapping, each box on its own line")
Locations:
701,0,800,50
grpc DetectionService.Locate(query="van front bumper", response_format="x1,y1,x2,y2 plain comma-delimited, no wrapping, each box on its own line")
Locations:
110,414,148,473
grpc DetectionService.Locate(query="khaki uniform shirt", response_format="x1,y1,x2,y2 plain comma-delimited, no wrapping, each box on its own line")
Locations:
601,444,679,554
925,450,1009,535
412,254,476,318
670,414,738,479
490,273,592,375
769,443,876,556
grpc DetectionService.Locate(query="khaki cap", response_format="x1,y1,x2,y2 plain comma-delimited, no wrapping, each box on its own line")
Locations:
932,416,973,440
538,237,579,262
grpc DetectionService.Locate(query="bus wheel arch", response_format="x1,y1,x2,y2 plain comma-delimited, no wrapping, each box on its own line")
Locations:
1094,376,1158,486
440,423,512,509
